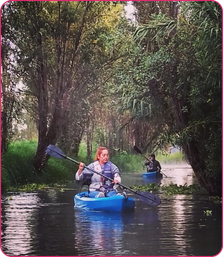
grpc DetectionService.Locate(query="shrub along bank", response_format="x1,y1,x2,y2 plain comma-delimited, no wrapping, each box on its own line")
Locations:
1,141,73,192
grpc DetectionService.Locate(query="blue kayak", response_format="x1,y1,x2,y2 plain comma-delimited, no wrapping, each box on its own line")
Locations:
74,191,135,212
142,171,163,178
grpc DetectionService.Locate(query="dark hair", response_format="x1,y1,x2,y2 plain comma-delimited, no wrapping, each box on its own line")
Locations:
150,153,155,158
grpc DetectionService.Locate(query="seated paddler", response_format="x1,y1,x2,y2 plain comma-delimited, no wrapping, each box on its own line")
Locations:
144,153,162,173
75,146,121,198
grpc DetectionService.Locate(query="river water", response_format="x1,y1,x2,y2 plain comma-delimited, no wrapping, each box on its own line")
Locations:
1,164,222,256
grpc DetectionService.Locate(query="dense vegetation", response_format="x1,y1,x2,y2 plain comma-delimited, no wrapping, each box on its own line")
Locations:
1,2,221,195
1,140,184,192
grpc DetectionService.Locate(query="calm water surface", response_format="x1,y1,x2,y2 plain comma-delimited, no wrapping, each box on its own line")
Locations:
1,165,222,256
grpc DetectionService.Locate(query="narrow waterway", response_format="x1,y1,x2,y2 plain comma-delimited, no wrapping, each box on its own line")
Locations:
1,165,222,256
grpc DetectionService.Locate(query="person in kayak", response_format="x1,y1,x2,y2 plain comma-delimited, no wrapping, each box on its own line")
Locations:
145,153,162,173
75,146,121,198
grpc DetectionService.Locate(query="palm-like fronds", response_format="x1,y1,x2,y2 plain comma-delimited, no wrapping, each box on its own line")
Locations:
133,14,177,47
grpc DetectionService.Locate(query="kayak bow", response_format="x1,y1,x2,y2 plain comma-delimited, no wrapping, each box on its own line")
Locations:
74,191,135,212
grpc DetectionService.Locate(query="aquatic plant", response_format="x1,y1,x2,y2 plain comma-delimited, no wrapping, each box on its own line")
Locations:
203,210,212,216
132,183,205,196
7,182,69,192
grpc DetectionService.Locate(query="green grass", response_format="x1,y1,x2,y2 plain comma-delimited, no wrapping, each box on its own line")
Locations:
111,152,144,173
1,141,74,193
1,141,38,187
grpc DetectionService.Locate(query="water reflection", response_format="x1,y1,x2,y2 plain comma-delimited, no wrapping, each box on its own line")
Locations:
142,175,163,184
123,164,195,188
74,210,134,256
1,193,40,256
1,168,221,256
1,190,73,256
73,204,162,256
160,164,195,186
173,196,189,253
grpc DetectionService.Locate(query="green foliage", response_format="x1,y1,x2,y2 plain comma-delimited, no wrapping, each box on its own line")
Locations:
8,183,48,192
7,182,69,192
2,1,131,169
157,152,185,164
162,183,205,196
1,141,73,193
209,196,222,204
78,140,185,173
78,141,143,173
44,157,73,183
2,2,221,196
1,165,11,192
117,1,222,195
133,182,160,192
110,152,143,173
134,13,176,49
78,142,91,163
78,141,98,163
1,141,38,186
133,183,205,196
203,210,212,216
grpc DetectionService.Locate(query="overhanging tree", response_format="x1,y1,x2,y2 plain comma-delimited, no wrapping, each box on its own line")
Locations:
2,1,130,171
118,1,222,196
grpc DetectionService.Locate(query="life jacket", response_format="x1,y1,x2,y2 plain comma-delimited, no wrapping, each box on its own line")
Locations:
147,162,154,172
91,161,114,188
146,160,160,172
102,161,114,188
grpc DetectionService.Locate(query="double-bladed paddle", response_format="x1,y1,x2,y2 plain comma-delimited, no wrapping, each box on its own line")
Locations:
46,144,161,206
134,145,167,177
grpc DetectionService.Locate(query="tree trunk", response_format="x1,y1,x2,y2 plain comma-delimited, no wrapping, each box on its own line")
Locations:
86,119,94,162
1,112,8,154
183,140,222,196
33,28,50,171
33,139,49,172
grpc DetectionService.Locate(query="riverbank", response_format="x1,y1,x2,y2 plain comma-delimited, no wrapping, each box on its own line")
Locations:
1,141,186,193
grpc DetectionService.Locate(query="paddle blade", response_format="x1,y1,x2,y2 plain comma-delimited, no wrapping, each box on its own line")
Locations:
136,191,161,206
134,145,142,155
46,145,66,159
161,171,168,178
